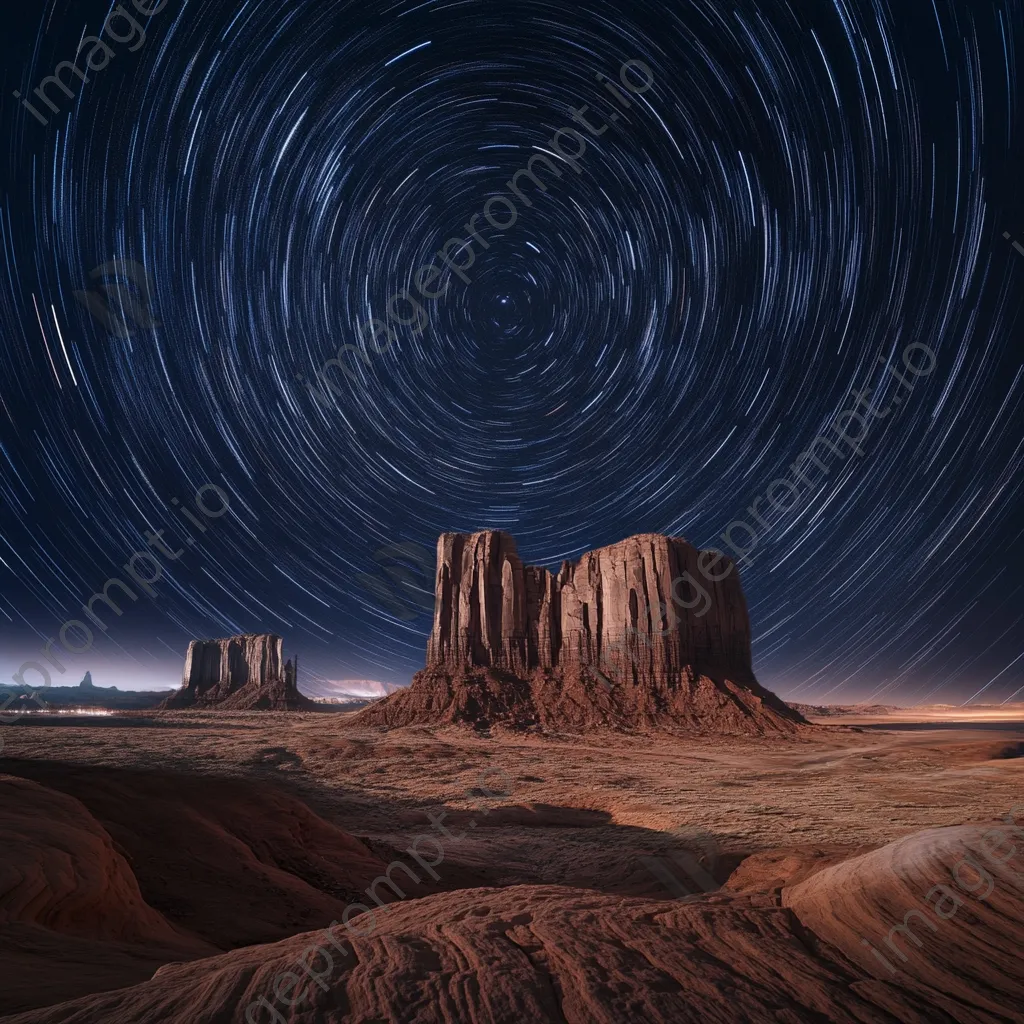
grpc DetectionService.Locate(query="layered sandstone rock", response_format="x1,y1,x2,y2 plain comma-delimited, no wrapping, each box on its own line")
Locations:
427,531,753,681
0,774,214,1015
161,634,314,710
360,532,804,735
14,826,1023,1024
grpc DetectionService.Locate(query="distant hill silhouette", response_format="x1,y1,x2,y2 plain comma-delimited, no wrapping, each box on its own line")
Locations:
0,673,172,711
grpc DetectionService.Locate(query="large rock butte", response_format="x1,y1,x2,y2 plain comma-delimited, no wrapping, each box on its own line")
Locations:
160,633,315,710
358,531,805,734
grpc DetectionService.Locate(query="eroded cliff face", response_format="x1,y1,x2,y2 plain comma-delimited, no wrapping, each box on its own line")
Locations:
426,532,752,684
362,531,805,735
426,532,552,674
162,634,311,710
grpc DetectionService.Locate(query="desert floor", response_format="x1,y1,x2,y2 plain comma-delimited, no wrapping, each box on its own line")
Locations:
2,706,1023,1021
6,706,1023,866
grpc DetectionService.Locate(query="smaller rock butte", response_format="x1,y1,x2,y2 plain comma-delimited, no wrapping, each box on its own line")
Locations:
358,531,806,735
160,633,315,710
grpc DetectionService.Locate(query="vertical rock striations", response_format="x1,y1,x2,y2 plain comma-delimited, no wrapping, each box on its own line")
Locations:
360,531,805,735
426,531,753,682
161,634,314,710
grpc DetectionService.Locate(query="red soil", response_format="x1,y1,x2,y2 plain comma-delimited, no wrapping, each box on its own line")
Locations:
356,664,806,736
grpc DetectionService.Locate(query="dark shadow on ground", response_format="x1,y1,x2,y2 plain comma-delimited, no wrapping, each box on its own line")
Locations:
0,753,751,1015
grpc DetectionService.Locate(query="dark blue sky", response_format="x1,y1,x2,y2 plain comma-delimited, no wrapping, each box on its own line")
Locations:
1,0,1022,702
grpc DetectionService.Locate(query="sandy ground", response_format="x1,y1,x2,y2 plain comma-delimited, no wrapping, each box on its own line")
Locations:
804,703,1024,726
3,705,1023,1021
4,706,1023,882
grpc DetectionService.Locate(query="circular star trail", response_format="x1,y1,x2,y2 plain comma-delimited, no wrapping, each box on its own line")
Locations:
1,0,1022,700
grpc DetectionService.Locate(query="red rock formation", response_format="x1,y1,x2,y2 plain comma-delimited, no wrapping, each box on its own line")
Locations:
0,774,215,1015
427,531,753,680
360,531,804,734
0,776,207,950
12,824,1023,1023
0,765,435,1016
160,634,315,710
783,824,1024,1018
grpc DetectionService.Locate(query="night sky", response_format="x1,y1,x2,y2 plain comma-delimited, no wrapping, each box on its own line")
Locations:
1,0,1021,703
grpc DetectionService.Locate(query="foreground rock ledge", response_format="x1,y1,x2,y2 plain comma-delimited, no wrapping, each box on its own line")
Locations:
8,825,1020,1023
358,531,805,735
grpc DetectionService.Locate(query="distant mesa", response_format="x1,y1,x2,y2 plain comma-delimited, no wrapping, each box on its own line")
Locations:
160,634,317,711
357,531,807,735
789,703,904,718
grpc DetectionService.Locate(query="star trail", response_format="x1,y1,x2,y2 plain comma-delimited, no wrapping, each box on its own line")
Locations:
0,0,1021,701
